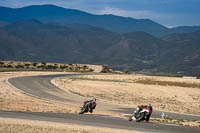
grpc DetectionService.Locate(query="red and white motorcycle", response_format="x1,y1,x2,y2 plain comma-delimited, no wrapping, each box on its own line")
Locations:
79,99,96,114
129,106,152,122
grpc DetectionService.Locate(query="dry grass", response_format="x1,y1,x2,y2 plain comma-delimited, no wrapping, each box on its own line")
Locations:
0,118,145,133
0,72,80,113
69,76,200,88
54,74,200,115
135,78,200,88
123,114,200,128
150,118,200,128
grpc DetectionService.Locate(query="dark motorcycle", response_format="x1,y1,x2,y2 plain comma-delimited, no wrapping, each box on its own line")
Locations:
79,100,96,114
129,107,152,122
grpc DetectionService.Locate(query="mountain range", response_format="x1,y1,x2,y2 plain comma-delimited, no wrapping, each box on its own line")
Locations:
1,5,200,37
0,5,200,76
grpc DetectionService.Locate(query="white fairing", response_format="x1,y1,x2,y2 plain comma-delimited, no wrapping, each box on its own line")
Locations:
141,108,149,112
131,108,149,121
141,109,149,115
132,115,136,120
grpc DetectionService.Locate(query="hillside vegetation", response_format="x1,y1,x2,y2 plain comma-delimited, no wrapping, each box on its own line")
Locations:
0,5,200,76
0,20,200,76
0,61,96,72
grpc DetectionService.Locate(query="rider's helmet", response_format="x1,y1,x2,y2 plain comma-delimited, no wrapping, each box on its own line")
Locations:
92,98,96,104
147,104,152,113
93,98,96,101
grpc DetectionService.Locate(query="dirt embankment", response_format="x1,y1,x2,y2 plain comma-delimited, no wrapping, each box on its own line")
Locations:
54,74,200,115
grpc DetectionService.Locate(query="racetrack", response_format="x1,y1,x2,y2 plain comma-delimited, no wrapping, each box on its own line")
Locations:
2,73,200,133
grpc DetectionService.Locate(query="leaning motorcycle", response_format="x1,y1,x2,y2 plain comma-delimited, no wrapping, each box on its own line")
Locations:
79,101,96,114
79,103,89,114
128,107,151,122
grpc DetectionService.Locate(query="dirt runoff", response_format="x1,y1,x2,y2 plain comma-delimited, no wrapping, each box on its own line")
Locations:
54,74,200,115
0,71,80,113
0,117,145,133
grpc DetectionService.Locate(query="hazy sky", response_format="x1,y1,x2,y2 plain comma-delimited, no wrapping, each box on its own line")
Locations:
0,0,200,27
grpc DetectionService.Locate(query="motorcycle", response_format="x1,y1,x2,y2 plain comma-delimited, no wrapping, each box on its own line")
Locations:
79,100,96,114
128,107,152,122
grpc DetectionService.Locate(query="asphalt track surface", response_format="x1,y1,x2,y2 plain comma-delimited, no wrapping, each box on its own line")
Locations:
1,73,200,133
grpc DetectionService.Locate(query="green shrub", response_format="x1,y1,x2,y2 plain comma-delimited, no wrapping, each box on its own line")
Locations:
123,69,129,74
0,62,4,65
33,62,38,67
101,64,111,73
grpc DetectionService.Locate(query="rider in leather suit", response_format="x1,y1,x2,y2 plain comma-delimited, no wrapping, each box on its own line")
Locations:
84,98,96,113
137,104,153,121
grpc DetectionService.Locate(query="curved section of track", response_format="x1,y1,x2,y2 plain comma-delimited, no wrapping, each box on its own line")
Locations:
2,73,200,133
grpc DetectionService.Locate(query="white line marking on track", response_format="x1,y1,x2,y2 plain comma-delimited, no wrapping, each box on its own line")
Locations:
159,122,181,127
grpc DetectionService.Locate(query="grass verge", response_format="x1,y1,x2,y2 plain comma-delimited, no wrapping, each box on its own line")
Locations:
135,79,200,89
69,76,200,89
124,114,200,128
150,118,200,128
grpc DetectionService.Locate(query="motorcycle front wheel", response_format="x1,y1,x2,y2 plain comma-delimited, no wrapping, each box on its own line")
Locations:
136,113,145,122
79,107,87,114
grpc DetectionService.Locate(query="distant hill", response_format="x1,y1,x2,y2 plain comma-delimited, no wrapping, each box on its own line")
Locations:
0,21,7,27
1,19,200,76
101,32,169,71
0,19,119,63
158,31,200,75
0,26,34,60
1,5,200,37
0,5,170,37
169,26,200,34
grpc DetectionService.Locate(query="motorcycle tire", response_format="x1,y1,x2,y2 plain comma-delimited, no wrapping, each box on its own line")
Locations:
136,113,145,122
79,107,87,114
145,115,150,122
